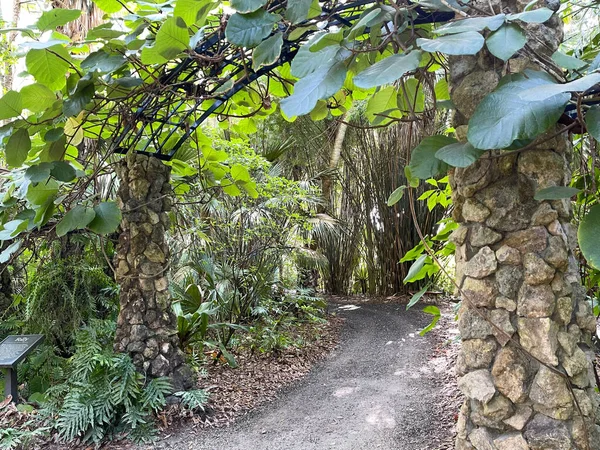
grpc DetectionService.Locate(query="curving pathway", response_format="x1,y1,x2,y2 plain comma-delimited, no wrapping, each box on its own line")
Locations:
153,301,451,450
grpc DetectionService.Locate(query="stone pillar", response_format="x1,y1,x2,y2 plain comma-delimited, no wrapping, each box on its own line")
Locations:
450,2,600,449
114,152,193,392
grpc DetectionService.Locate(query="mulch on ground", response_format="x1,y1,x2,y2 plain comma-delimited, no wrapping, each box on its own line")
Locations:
178,315,344,429
423,303,462,450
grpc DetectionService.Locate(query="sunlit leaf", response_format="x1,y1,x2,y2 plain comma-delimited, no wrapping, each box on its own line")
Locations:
36,8,81,32
0,91,22,120
387,185,406,206
5,129,31,168
281,62,346,117
353,51,422,89
434,14,505,35
225,10,280,48
252,33,283,70
25,46,71,91
417,31,485,55
579,204,600,270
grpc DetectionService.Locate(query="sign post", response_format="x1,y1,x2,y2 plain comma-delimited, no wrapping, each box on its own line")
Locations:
0,335,44,404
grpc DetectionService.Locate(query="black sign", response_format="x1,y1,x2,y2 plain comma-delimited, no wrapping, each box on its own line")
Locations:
0,335,44,368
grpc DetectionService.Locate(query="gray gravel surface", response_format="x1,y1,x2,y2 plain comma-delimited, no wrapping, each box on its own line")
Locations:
153,302,447,450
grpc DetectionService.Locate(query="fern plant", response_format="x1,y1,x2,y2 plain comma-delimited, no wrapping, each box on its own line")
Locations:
0,424,50,450
40,325,173,445
174,389,210,411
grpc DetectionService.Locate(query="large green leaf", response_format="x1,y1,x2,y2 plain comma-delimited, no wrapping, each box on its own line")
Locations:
0,91,22,120
225,10,280,48
0,220,28,241
280,61,346,117
0,240,22,263
87,202,122,235
174,0,214,26
81,50,126,73
231,0,267,13
419,305,441,336
365,86,400,124
56,205,96,237
353,51,422,89
154,17,190,61
20,84,56,113
309,29,344,53
26,179,59,206
406,284,430,310
387,186,406,206
291,42,349,78
579,204,600,270
434,14,505,35
50,161,77,182
485,24,526,61
585,105,600,141
91,0,122,13
519,72,600,101
5,129,31,168
403,254,428,283
252,33,283,70
434,141,484,168
551,51,587,70
467,70,570,149
63,80,95,117
534,186,580,201
408,135,454,180
417,31,484,55
347,6,394,40
286,0,312,24
25,163,53,183
36,8,81,32
25,46,71,91
506,8,553,23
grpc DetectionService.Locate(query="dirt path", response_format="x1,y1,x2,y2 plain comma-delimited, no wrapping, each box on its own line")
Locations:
152,301,455,450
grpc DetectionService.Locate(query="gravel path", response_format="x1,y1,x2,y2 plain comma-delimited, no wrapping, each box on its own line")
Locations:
153,301,452,450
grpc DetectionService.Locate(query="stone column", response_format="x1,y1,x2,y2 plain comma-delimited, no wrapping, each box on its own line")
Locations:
114,152,193,392
450,2,600,449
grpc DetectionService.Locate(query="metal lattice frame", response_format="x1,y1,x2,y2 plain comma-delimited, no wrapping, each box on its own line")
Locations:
111,1,454,160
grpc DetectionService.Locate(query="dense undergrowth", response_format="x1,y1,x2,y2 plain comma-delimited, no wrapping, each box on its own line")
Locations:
0,140,332,448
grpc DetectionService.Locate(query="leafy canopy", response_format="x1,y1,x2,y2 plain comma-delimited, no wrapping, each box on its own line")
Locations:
1,0,599,267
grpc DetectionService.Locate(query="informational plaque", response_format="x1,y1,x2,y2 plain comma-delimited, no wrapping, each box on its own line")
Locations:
0,335,44,368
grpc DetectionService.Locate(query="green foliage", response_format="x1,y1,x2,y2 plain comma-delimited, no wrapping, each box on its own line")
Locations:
353,51,422,89
0,424,49,450
467,70,570,149
225,10,280,48
41,325,173,445
579,204,600,271
485,24,526,60
174,389,210,411
22,256,118,350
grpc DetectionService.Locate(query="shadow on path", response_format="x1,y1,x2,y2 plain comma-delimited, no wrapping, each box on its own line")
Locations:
154,301,445,450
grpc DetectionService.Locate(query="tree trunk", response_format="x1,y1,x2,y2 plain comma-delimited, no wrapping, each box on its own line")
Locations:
450,2,600,449
114,153,193,392
321,117,348,211
0,263,12,314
